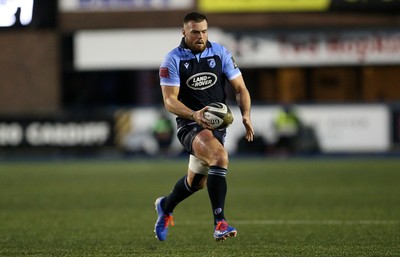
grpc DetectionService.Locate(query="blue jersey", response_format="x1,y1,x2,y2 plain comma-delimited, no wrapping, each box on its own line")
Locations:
160,38,241,126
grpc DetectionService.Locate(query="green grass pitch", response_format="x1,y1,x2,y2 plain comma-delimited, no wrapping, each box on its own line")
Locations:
0,157,399,256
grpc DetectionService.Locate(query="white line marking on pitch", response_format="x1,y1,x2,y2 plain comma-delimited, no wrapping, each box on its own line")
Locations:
233,220,400,225
180,220,399,225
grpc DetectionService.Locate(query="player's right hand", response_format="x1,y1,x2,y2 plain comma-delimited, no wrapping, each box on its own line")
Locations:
193,106,214,130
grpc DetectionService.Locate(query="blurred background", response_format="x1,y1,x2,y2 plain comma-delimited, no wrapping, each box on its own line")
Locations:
1,0,400,159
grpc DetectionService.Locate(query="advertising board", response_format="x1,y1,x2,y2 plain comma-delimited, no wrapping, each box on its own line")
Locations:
199,0,329,12
199,0,400,13
74,28,400,70
0,0,56,28
119,105,391,155
0,117,113,148
59,0,193,12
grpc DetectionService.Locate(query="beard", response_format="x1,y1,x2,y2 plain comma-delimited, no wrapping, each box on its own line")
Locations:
187,39,207,53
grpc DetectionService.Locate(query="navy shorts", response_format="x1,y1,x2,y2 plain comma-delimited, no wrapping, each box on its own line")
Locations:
177,123,226,154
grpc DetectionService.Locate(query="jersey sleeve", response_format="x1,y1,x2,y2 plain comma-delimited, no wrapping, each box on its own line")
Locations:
159,52,180,87
220,45,242,81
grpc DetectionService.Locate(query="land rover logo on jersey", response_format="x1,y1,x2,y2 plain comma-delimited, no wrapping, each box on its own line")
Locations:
186,72,217,90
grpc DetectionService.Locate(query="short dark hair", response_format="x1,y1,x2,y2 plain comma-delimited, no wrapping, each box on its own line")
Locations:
183,12,208,25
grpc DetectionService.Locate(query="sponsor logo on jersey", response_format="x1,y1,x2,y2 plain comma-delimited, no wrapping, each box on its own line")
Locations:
186,72,217,90
231,56,238,69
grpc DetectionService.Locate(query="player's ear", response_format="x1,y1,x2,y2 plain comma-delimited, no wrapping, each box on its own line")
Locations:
182,29,185,37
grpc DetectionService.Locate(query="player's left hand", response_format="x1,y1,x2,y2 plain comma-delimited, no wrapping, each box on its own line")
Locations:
242,116,254,142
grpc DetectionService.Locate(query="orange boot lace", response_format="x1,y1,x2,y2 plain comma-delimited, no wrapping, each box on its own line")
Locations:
164,215,174,228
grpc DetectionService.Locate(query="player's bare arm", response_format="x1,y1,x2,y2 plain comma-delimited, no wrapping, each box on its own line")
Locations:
229,75,255,142
161,85,212,129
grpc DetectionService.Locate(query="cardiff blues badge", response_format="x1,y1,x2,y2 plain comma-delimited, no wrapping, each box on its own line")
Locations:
208,58,216,68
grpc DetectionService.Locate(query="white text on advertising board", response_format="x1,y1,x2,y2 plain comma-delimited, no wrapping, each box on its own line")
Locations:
0,0,34,27
0,122,110,147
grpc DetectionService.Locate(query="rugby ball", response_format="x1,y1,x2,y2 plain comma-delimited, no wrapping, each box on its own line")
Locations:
203,102,234,130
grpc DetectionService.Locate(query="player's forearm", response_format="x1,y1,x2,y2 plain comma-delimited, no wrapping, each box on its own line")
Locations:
236,88,252,119
236,87,255,141
164,97,194,120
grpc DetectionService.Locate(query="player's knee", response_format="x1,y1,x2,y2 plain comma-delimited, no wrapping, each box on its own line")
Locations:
210,149,229,167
